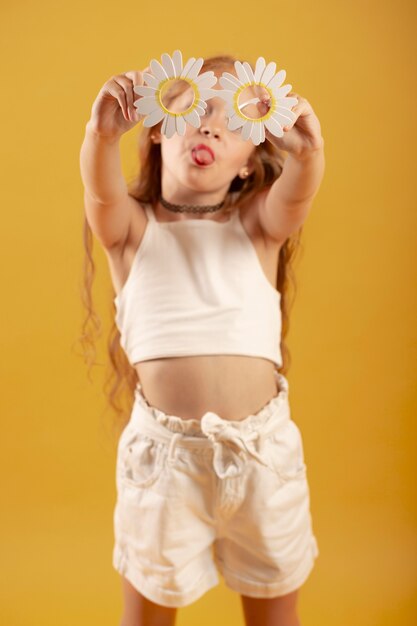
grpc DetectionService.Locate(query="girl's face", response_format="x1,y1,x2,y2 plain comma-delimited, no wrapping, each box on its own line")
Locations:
155,78,256,197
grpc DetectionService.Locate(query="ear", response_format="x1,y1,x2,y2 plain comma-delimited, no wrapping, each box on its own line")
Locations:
245,156,256,176
150,132,162,144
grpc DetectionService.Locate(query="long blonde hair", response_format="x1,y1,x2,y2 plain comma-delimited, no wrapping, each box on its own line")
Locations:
76,54,304,446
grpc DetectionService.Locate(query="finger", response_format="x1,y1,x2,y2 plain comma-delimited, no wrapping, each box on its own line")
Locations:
256,99,270,116
106,77,130,121
254,84,270,103
114,74,138,121
124,69,150,120
283,101,309,130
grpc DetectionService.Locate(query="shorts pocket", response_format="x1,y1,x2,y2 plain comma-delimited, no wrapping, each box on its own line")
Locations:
264,419,307,481
116,428,166,490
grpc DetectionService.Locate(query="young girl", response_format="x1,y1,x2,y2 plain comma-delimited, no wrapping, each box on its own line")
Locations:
80,53,325,626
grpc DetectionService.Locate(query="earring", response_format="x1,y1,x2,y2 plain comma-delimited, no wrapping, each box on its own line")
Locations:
241,168,249,178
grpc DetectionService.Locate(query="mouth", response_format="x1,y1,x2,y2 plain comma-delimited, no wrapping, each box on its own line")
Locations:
191,144,215,166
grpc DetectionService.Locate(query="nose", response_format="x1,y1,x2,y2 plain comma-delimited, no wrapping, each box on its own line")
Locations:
199,103,227,139
199,124,221,139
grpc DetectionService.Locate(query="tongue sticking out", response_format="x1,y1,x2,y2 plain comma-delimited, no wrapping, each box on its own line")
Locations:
192,148,214,165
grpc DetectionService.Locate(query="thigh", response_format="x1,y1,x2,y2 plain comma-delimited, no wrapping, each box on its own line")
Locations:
240,589,300,626
120,575,178,626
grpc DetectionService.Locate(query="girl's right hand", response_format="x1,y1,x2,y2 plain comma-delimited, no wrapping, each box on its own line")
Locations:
87,69,150,140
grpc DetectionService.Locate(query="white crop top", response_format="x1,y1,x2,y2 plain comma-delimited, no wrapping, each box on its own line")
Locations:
113,202,282,367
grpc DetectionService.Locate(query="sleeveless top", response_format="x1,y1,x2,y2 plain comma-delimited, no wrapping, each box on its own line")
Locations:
113,202,283,367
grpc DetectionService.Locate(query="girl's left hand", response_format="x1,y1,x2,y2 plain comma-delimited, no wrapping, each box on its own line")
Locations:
254,87,324,157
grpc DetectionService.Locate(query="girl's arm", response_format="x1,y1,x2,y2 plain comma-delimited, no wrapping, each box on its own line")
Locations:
79,70,147,250
80,121,127,204
255,90,325,243
80,123,133,250
258,145,325,243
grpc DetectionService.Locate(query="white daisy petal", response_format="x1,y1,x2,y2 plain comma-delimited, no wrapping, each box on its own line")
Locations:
275,83,292,97
186,57,204,81
176,115,186,136
161,52,176,79
271,110,294,126
161,115,169,135
193,103,207,116
227,114,245,131
171,49,183,77
241,120,253,142
184,109,202,128
202,87,223,101
220,72,242,89
254,57,266,83
143,107,166,126
261,61,277,86
142,72,159,89
194,72,218,89
249,125,258,145
133,85,157,97
219,76,241,92
277,96,298,108
264,115,285,138
165,114,177,139
276,107,296,122
242,62,255,83
180,57,196,78
251,122,263,146
235,61,251,85
198,88,219,101
267,69,286,91
216,88,234,105
135,96,158,115
150,58,169,82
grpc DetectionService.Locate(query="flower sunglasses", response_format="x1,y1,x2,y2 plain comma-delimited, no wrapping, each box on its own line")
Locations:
133,49,298,146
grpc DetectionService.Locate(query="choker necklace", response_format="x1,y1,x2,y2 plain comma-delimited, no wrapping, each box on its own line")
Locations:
159,194,226,214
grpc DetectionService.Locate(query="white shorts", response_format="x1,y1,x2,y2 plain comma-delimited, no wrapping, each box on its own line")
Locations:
112,371,319,608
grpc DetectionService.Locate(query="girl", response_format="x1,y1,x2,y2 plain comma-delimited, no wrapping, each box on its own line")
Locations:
79,53,325,626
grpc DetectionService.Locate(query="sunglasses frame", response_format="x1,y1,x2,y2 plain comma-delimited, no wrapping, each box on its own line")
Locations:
133,50,298,145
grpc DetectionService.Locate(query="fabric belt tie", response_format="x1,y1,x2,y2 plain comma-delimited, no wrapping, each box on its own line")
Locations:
187,411,269,479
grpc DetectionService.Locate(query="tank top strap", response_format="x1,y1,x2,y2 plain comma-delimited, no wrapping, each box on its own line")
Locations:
143,202,156,222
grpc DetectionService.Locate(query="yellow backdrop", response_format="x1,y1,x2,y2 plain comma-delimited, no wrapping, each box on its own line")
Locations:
1,0,416,624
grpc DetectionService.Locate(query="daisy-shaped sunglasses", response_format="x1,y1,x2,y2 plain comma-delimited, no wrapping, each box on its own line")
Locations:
133,50,298,146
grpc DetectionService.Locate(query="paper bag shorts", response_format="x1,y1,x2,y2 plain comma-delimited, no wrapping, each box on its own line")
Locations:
112,371,319,608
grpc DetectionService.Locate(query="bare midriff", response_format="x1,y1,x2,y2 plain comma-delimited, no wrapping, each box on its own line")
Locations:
133,354,280,422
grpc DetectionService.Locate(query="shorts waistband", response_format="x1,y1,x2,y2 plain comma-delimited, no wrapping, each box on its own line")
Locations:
128,371,290,479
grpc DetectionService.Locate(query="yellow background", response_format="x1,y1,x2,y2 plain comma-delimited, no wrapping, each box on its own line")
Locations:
1,0,416,624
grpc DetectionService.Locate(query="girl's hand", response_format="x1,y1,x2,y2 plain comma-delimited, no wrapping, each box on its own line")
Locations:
87,68,150,140
255,87,324,158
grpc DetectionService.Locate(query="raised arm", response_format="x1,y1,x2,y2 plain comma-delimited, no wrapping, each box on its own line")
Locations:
254,90,325,243
79,70,147,250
